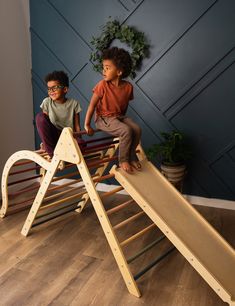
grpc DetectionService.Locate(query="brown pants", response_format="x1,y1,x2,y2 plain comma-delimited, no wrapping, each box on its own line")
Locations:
96,116,141,163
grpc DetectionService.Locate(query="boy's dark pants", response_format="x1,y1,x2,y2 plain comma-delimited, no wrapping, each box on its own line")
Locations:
95,116,141,163
36,112,85,157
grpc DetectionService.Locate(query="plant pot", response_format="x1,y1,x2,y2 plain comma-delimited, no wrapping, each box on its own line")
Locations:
160,163,186,191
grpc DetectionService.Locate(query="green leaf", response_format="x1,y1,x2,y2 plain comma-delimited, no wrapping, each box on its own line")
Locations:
90,19,149,79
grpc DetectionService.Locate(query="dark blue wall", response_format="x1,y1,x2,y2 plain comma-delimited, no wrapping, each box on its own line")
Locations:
30,0,235,200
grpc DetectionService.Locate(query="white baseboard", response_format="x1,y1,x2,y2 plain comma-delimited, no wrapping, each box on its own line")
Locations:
185,194,235,210
50,180,235,211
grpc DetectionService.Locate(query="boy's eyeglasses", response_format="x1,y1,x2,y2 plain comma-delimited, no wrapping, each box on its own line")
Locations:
47,85,64,92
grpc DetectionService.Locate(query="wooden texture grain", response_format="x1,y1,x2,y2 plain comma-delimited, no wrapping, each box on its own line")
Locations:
0,191,234,306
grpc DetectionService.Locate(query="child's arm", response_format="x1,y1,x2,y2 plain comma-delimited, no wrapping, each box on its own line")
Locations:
74,113,81,134
84,93,100,135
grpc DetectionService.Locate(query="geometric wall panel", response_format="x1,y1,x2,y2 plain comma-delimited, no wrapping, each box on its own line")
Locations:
171,62,235,162
48,0,131,46
30,0,235,200
137,0,235,112
30,0,90,76
187,157,235,200
127,0,217,76
211,155,235,199
72,63,101,102
31,31,71,81
229,146,235,161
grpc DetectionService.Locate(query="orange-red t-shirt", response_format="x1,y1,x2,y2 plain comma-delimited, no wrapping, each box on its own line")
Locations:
93,80,133,118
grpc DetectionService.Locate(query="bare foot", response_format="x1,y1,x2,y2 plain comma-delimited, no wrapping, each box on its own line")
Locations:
44,154,51,162
40,142,46,152
130,161,142,171
44,154,65,170
120,162,133,173
58,160,65,170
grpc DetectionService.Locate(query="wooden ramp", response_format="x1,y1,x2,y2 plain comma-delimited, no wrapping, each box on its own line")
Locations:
110,160,235,306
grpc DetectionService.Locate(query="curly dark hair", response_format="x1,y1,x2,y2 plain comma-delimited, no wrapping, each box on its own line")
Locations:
45,70,69,87
102,47,132,78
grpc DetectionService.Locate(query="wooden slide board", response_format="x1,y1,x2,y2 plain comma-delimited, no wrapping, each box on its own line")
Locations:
110,160,235,306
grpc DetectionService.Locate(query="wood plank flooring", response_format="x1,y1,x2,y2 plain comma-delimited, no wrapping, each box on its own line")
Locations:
0,193,234,306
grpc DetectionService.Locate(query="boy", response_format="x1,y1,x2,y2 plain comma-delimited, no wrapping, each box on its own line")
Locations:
84,47,141,173
36,70,84,158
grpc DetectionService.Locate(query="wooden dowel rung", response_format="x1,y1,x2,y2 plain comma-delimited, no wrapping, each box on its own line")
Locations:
52,162,106,183
9,165,41,176
13,160,35,167
73,129,100,136
134,247,175,281
86,157,105,167
82,135,114,145
63,163,76,170
127,235,166,264
83,152,102,160
85,153,110,161
48,174,98,193
84,144,115,154
8,174,42,186
120,223,156,247
7,204,32,215
100,186,124,198
84,139,119,152
52,170,80,182
87,156,118,168
106,199,135,215
88,164,105,173
8,184,39,197
84,141,117,151
36,200,84,219
48,178,83,192
9,196,35,207
93,173,115,183
39,190,87,211
52,166,102,183
113,211,145,230
33,205,79,227
44,185,85,202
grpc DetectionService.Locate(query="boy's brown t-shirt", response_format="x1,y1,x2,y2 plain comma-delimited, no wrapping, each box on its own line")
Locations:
93,80,133,119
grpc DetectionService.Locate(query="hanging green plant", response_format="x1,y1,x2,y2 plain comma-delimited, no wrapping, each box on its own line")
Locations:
90,19,149,79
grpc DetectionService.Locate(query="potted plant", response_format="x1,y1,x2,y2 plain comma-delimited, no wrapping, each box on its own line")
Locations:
147,130,192,191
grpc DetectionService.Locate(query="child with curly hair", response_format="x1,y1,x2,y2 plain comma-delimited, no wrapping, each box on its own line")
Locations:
85,47,141,173
36,70,84,158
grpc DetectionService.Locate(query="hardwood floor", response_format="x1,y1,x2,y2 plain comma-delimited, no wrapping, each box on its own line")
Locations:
0,193,234,306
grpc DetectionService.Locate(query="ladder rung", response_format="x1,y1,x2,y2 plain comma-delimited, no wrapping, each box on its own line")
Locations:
8,174,42,186
52,170,80,182
33,204,80,227
127,235,166,264
36,199,85,220
82,135,114,145
39,190,87,211
84,139,119,152
87,156,118,168
113,211,145,230
100,186,124,198
9,165,41,176
106,199,134,215
93,173,115,183
120,223,156,247
134,247,175,280
44,185,85,202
